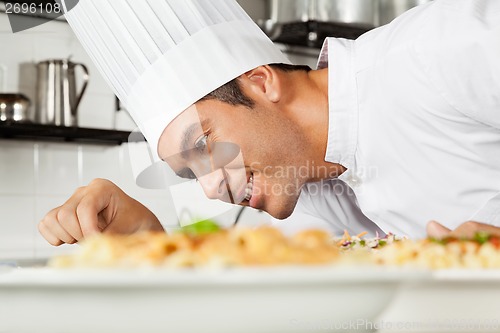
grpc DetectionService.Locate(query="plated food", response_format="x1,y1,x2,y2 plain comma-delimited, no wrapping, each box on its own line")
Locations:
373,234,500,269
50,223,500,270
50,225,339,268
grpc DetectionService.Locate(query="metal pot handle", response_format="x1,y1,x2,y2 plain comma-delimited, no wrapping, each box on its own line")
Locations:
72,63,89,115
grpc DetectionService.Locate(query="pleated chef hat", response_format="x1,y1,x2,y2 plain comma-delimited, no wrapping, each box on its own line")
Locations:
61,0,290,158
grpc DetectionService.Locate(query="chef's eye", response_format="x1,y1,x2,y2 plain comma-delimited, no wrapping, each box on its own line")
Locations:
177,168,197,180
194,135,208,153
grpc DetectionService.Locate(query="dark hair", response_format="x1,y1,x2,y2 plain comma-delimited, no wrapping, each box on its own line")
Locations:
199,63,312,108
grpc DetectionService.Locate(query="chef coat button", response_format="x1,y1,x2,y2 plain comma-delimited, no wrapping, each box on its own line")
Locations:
347,175,362,188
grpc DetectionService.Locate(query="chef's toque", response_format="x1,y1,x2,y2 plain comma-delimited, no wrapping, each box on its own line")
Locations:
60,0,290,159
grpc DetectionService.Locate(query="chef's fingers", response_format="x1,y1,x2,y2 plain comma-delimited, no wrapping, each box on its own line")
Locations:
55,206,84,241
448,221,500,239
426,221,451,239
428,220,500,240
40,207,77,244
38,207,76,246
48,217,78,244
76,192,111,238
38,216,64,246
39,207,67,245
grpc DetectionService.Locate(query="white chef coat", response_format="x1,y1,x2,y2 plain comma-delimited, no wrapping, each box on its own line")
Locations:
273,0,500,238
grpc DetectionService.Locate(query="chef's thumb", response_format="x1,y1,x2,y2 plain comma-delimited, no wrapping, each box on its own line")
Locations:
426,220,451,239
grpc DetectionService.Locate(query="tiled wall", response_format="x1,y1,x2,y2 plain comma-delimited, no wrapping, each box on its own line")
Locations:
0,6,270,261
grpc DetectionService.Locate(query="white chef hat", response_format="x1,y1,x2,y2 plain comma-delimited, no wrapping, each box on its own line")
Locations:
61,0,290,159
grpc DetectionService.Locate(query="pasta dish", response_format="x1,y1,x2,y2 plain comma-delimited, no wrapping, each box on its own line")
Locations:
50,225,500,269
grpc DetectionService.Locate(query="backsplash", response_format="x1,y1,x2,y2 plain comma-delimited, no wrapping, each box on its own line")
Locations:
0,139,270,260
0,7,270,261
0,141,153,259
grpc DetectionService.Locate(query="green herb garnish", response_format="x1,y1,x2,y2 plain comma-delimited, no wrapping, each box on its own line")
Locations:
473,231,491,245
181,220,221,235
429,237,448,245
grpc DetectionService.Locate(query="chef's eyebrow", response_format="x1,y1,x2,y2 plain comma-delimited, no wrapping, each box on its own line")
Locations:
180,123,198,156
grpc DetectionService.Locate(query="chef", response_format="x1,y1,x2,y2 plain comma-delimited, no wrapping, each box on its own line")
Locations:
39,0,500,246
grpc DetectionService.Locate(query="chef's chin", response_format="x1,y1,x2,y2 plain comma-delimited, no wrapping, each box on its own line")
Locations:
265,196,301,220
270,210,294,220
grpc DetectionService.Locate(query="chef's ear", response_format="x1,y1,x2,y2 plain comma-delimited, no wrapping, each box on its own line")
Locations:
241,65,281,103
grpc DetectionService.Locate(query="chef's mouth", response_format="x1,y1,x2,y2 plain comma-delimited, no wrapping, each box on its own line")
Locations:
244,172,254,201
234,172,254,207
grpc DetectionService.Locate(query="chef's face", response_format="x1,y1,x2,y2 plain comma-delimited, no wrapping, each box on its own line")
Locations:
157,67,313,219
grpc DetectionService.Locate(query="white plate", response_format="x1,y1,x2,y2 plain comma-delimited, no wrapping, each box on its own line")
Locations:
0,266,427,333
377,269,500,333
432,268,500,281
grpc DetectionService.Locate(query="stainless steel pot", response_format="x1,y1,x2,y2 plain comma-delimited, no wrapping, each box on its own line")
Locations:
316,0,379,26
379,0,432,25
269,0,313,23
267,0,432,30
0,94,32,123
269,0,379,27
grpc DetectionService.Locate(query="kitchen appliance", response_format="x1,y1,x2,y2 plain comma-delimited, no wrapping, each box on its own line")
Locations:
379,0,433,25
267,0,377,48
0,93,32,123
265,0,432,48
272,20,370,48
35,59,89,127
269,0,313,23
316,0,379,26
270,0,378,26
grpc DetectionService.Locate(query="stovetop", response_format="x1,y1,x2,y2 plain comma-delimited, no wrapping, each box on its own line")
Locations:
272,21,374,49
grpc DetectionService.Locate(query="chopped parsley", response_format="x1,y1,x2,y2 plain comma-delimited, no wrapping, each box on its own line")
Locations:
181,220,221,235
473,231,491,245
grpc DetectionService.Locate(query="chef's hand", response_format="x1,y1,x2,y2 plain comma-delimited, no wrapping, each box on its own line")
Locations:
38,179,164,246
427,220,500,239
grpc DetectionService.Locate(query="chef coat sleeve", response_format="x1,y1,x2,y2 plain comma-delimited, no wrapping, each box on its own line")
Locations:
417,0,500,129
470,192,500,227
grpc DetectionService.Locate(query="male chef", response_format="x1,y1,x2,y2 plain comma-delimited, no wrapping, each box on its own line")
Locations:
39,0,500,246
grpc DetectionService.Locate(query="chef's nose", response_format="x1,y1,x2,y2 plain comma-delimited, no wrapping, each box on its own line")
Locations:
197,169,227,200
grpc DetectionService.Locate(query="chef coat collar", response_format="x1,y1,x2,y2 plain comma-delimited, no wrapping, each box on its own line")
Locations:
318,38,358,172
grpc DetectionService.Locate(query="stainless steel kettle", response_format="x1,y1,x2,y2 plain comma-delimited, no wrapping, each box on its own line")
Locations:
35,59,89,127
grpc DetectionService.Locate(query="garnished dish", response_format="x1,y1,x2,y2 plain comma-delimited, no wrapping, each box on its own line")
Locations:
336,230,403,250
50,222,500,270
372,233,500,269
13,225,500,333
50,221,339,268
